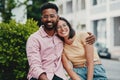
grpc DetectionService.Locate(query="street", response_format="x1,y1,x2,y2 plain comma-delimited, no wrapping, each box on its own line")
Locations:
101,58,120,80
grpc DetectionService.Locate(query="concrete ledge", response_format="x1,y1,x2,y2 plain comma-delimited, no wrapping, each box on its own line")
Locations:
111,54,120,61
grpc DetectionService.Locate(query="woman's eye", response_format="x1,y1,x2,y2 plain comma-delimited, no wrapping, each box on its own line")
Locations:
63,24,67,27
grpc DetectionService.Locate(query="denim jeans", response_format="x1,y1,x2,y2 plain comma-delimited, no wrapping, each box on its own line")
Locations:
70,64,108,80
30,78,37,80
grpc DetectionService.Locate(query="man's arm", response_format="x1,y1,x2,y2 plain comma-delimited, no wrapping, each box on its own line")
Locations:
26,36,48,80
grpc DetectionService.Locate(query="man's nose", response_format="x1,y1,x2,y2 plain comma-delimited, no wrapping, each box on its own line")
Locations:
47,16,52,21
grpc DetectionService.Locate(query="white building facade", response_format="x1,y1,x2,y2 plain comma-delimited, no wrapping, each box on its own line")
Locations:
54,0,120,56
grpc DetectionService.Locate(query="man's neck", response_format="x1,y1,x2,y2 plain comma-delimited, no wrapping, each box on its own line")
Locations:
44,28,55,36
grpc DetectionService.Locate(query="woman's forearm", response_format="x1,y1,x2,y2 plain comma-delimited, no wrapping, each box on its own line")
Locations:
66,69,81,80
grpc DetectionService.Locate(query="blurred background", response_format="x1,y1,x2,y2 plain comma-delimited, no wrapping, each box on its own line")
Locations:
0,0,120,80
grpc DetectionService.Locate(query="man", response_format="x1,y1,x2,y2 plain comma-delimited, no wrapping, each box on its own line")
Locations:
26,2,95,80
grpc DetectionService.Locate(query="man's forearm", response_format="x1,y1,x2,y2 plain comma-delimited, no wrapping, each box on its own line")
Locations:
86,32,96,45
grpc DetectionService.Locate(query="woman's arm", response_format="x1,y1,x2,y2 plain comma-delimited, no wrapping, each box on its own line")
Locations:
61,54,81,80
84,44,94,80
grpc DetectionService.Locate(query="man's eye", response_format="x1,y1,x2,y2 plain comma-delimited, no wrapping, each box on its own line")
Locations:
50,15,55,18
42,15,48,18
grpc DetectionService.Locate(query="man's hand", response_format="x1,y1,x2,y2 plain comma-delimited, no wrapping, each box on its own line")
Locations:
86,32,96,45
38,73,49,80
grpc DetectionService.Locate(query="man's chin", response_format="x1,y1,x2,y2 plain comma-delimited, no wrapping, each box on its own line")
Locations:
43,24,56,30
48,25,53,28
46,26,55,30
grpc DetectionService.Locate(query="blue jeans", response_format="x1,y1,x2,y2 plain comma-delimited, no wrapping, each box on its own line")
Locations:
70,64,108,80
30,75,63,80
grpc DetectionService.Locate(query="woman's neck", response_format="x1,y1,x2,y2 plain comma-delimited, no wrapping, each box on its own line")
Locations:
64,36,75,45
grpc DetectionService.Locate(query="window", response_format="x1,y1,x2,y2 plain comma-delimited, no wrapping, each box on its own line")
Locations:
93,0,106,6
111,0,118,1
93,0,97,5
66,1,72,13
93,19,107,44
76,0,85,11
81,24,86,30
113,17,120,46
59,4,63,14
76,0,79,11
81,0,85,10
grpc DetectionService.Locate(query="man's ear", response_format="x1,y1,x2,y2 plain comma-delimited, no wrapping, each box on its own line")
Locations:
57,15,60,21
40,17,43,24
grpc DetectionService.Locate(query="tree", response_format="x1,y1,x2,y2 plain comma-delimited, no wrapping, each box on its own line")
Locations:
0,0,5,12
0,19,39,80
0,0,16,23
0,0,55,23
27,0,55,26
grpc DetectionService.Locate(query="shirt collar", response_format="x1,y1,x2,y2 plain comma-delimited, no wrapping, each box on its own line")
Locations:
39,25,57,38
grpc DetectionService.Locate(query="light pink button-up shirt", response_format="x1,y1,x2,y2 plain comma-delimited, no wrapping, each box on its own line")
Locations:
26,26,67,80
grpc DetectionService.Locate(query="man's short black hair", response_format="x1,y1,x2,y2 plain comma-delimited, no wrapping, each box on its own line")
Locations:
40,2,58,14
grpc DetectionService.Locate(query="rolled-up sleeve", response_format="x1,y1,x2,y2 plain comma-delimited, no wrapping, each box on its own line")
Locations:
26,35,45,79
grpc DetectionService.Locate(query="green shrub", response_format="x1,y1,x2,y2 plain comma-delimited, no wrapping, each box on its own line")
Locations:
0,19,39,80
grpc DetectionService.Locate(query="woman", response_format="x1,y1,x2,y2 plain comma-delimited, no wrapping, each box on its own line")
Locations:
56,17,108,80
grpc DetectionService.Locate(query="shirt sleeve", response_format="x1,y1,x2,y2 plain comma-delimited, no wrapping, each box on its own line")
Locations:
26,35,45,79
79,31,89,45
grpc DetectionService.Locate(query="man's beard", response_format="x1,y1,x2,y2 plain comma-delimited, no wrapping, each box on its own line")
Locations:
43,22,57,30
